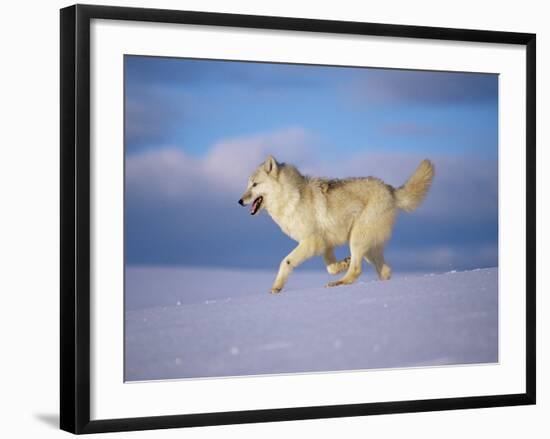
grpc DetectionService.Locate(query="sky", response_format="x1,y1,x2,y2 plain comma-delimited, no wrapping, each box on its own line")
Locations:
125,55,498,272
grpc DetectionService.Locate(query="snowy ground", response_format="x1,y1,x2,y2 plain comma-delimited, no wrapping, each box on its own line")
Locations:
125,267,498,381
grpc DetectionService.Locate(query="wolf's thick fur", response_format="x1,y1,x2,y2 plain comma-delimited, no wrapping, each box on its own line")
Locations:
239,156,434,293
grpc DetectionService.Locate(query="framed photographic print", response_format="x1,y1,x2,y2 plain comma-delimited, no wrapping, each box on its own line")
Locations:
60,4,536,434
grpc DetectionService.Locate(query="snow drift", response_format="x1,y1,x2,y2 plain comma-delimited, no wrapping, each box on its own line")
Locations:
125,267,498,381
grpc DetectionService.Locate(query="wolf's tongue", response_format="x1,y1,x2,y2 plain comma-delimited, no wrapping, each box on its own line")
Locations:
250,197,262,215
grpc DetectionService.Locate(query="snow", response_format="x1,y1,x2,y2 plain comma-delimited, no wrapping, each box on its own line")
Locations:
125,267,498,381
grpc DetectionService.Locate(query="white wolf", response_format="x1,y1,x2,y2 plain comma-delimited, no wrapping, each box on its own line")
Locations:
238,156,434,293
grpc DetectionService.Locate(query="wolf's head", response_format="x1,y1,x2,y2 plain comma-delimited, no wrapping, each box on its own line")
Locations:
238,155,281,216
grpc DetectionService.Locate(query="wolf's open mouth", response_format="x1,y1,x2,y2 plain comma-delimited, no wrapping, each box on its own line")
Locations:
250,196,263,215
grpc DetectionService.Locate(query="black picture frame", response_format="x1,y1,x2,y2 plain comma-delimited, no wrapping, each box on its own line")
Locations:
60,4,536,434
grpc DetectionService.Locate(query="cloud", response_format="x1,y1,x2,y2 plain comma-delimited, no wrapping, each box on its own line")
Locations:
125,128,498,271
126,127,314,201
201,127,314,190
351,69,498,106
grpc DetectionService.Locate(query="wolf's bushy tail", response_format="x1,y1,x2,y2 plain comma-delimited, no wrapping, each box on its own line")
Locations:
394,159,435,212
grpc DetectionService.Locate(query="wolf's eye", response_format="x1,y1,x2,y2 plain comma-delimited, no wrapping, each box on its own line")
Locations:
252,183,258,187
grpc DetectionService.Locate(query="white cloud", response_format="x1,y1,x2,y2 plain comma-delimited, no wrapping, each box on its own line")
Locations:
125,128,498,270
126,127,313,202
127,129,497,223
203,127,313,190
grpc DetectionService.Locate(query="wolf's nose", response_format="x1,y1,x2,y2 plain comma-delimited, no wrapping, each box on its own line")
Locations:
238,199,244,206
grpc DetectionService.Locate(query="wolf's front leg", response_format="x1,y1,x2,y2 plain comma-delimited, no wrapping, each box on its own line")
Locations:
271,238,321,294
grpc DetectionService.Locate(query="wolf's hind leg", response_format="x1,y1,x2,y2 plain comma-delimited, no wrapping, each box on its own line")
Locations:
327,209,394,288
271,238,322,293
323,248,351,275
325,239,366,288
366,246,392,280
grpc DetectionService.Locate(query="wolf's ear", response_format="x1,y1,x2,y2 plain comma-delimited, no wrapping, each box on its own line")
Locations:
264,155,279,175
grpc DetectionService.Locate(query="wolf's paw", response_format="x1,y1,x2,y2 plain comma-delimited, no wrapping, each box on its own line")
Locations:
270,287,282,294
379,265,392,281
325,280,345,288
326,257,351,275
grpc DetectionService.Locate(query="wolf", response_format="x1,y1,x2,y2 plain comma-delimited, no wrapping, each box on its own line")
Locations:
238,156,434,294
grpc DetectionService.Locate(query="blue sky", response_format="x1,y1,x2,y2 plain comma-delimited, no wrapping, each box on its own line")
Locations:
125,55,498,272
